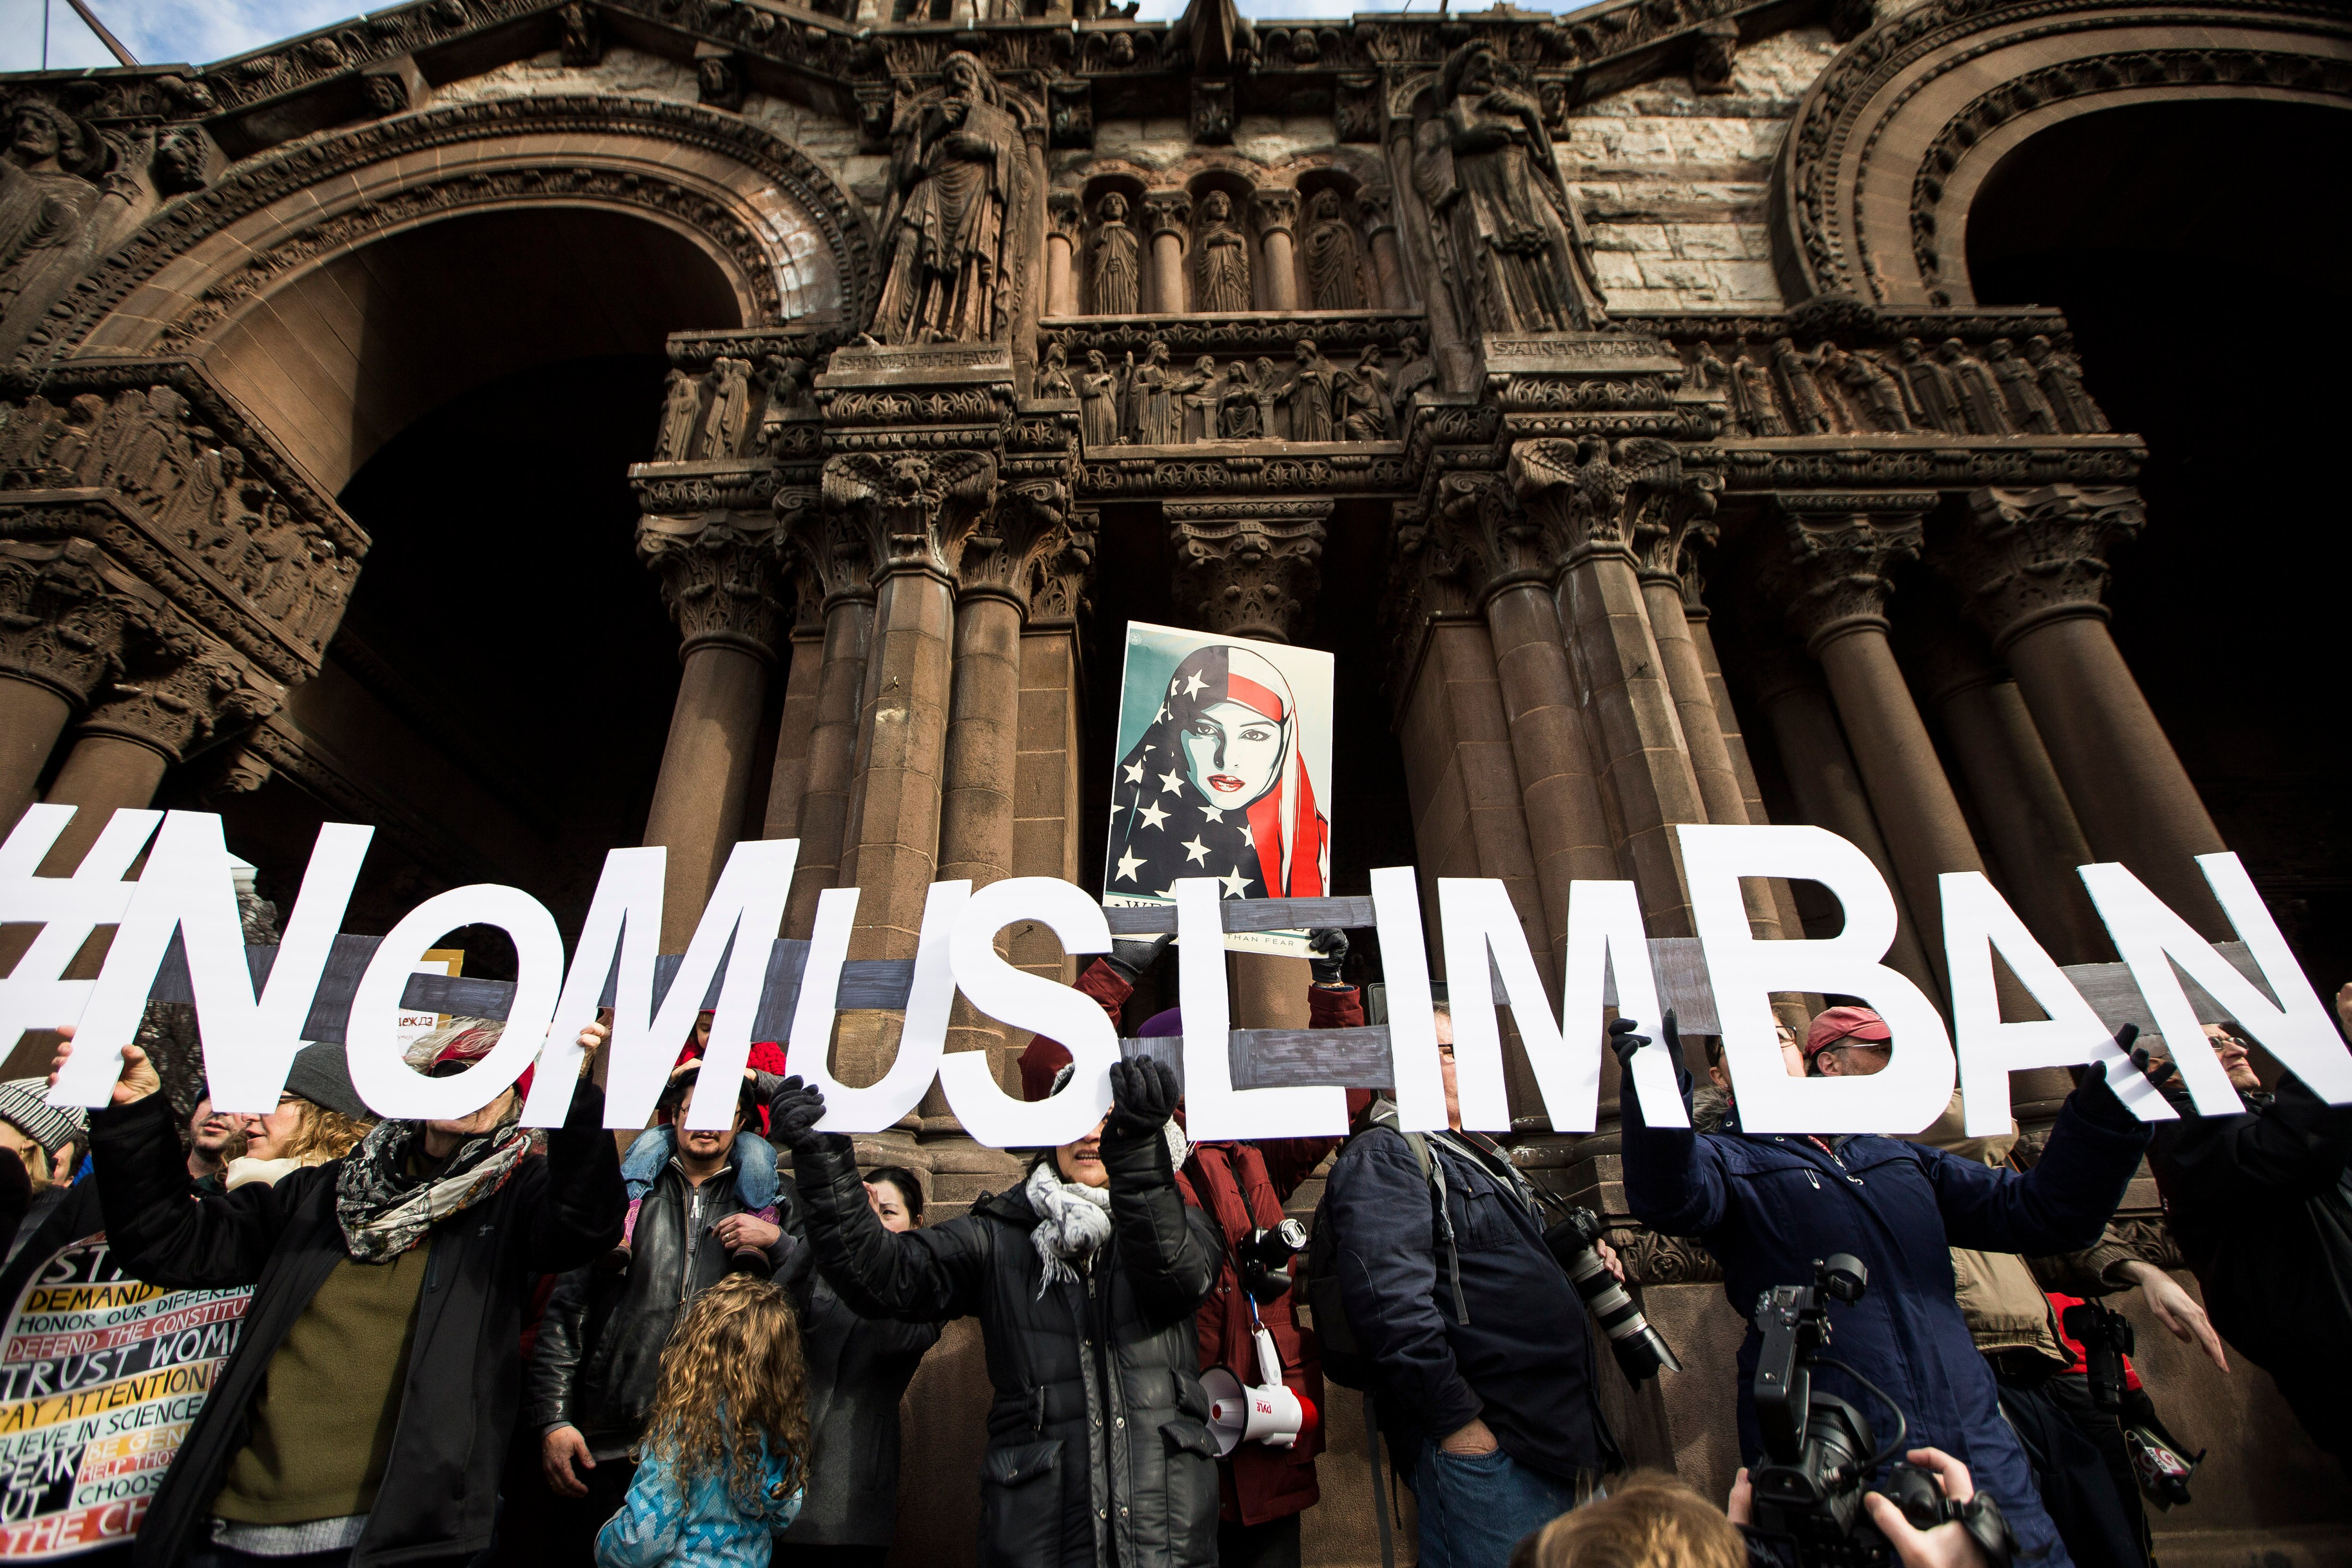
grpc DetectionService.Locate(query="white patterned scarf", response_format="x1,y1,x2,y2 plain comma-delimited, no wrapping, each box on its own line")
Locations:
335,1119,532,1263
1024,1158,1113,1296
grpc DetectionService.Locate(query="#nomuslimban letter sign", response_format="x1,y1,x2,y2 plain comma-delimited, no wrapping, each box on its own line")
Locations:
13,808,2352,1152
1104,622,1334,956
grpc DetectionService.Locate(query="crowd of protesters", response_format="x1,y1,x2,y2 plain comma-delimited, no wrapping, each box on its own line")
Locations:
4,934,2348,1568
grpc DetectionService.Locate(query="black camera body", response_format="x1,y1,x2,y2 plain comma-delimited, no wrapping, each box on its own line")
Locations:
1747,1255,1959,1567
1236,1218,1309,1303
1543,1206,1682,1383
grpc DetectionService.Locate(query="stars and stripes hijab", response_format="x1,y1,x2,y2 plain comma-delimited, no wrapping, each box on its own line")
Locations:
1106,643,1328,902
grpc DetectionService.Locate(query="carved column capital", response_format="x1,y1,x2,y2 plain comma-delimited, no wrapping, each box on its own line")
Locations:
1358,186,1397,239
1382,496,1484,704
1047,191,1082,246
1143,191,1193,242
1511,437,1710,572
639,512,789,666
80,611,283,764
0,538,136,703
958,480,1081,616
1168,500,1331,643
819,451,1000,587
1943,484,2145,651
1428,470,1555,605
782,482,877,613
1629,454,1724,592
1768,491,1936,653
1030,506,1099,630
1250,188,1301,241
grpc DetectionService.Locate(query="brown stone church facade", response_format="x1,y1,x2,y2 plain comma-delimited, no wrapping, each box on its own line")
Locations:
1,0,2345,1558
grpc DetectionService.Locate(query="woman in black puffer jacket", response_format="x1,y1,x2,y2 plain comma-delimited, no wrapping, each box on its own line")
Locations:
771,1060,1223,1568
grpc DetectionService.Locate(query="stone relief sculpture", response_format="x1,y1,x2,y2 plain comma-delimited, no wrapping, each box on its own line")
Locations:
1414,41,1605,335
1939,338,2009,435
0,101,111,347
1729,340,1786,436
657,368,705,459
1089,191,1140,316
1191,191,1251,314
2026,335,2107,433
1039,340,1076,398
1132,340,1185,444
1770,336,1833,434
873,52,1024,344
1062,335,1404,446
698,357,754,458
1347,344,1394,438
1987,338,2058,434
1286,339,1342,441
1077,349,1121,444
1300,190,1365,310
1895,338,1961,433
1818,344,1911,433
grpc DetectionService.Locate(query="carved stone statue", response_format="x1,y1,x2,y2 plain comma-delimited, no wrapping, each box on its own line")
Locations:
1182,356,1224,439
1986,338,2058,434
1133,341,1185,444
1393,334,1435,414
1039,340,1076,398
1730,339,1786,436
1191,191,1251,314
1300,189,1364,310
1286,339,1342,441
1415,42,1605,334
0,101,108,345
1937,338,2009,435
1819,344,1911,433
1346,345,1394,439
698,357,753,458
657,368,705,459
1690,340,1731,397
1895,337,1960,433
1077,349,1121,445
1770,337,1833,434
873,52,1022,344
2026,335,2107,433
1089,191,1140,316
1215,360,1266,439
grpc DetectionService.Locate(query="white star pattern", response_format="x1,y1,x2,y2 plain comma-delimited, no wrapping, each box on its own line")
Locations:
1156,706,1170,722
1219,866,1253,898
1198,804,1225,823
1183,670,1208,698
1123,760,1145,784
1116,849,1145,882
1157,768,1185,795
1182,836,1210,865
1136,799,1170,830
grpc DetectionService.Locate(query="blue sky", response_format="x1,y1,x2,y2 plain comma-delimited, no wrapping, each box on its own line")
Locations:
2,0,1535,72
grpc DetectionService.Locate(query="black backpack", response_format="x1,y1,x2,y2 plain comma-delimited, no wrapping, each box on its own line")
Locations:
1299,1110,1466,1392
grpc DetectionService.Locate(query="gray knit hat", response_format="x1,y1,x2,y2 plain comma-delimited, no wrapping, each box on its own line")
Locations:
0,1078,86,1154
281,1043,372,1122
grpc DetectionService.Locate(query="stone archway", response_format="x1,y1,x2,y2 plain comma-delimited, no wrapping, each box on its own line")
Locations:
1765,0,2352,307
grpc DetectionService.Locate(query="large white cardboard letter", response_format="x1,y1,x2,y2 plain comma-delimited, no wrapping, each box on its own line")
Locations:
796,882,962,1132
1372,866,1450,1132
1679,824,1954,1134
1179,878,1348,1141
1941,871,2172,1136
942,877,1116,1147
5,806,160,1075
2081,853,2352,1112
348,883,563,1121
52,812,371,1114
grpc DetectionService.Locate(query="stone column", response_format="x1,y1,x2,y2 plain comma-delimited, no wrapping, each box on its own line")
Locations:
1143,192,1191,315
639,514,788,949
1511,440,1713,935
1167,499,1330,1029
1899,593,2109,963
1772,494,1984,992
1417,477,1618,980
1045,192,1081,319
1747,635,1940,995
0,541,130,831
780,493,880,936
1251,189,1301,312
1944,486,2228,935
1359,187,1408,309
826,452,999,1094
1681,566,1811,960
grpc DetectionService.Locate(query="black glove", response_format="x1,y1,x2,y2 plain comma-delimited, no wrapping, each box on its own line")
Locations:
1307,928,1349,987
767,1075,830,1154
2071,1023,2149,1130
1104,931,1173,986
1105,1056,1179,1144
1608,1016,1651,1069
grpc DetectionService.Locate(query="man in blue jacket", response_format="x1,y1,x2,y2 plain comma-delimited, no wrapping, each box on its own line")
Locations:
1618,1011,2152,1567
1322,1006,1622,1568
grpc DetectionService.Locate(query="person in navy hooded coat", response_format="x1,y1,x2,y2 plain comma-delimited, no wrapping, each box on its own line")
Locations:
1618,1010,2153,1567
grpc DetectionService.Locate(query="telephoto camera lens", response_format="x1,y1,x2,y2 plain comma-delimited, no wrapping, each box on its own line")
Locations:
1543,1207,1682,1382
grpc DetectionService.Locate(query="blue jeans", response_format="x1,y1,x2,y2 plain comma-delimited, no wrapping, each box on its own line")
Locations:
1411,1443,1590,1568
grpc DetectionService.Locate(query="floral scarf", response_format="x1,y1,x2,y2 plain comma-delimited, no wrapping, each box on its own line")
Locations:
335,1118,532,1263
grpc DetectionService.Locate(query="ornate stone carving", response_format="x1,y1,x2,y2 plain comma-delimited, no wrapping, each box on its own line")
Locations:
872,53,1032,346
1088,192,1142,317
1299,190,1365,311
1613,1225,1724,1286
1047,191,1081,252
0,99,119,352
151,129,211,197
958,479,1076,613
819,451,1000,582
1425,470,1552,602
782,482,880,610
2026,335,2109,434
1335,75,1382,143
1192,191,1251,315
1692,19,1740,93
0,537,132,701
639,512,790,664
696,54,744,111
1048,80,1093,149
1508,436,1710,569
1415,42,1606,335
1944,484,2145,648
362,72,410,117
558,1,603,68
1030,507,1098,629
82,612,283,764
1191,80,1235,147
1143,190,1192,244
1168,500,1330,642
1768,492,1936,650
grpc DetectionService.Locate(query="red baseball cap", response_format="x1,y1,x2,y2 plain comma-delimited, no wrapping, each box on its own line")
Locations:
1805,1006,1892,1057
431,1024,532,1104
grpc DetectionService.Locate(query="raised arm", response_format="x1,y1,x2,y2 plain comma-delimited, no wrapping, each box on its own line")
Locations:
1100,1058,1222,1325
1613,1018,1731,1237
1935,1064,2152,1256
518,1079,627,1275
2151,1074,2352,1206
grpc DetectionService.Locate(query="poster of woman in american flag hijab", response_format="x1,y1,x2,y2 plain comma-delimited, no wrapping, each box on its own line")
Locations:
1103,623,1333,955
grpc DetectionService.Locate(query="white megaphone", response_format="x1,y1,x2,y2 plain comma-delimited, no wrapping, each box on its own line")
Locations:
1203,1325,1319,1456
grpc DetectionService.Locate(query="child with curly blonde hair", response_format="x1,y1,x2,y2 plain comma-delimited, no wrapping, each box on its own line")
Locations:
595,1274,810,1568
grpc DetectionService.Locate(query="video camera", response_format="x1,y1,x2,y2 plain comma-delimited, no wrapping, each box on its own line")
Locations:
1746,1255,2016,1568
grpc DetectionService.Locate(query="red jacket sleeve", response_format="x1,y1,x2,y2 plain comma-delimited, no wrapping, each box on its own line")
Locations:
1018,958,1136,1101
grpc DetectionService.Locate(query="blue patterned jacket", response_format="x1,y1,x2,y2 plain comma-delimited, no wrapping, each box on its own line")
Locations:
595,1439,804,1568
